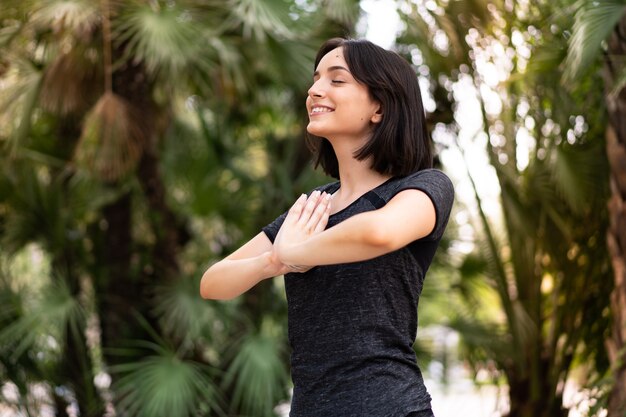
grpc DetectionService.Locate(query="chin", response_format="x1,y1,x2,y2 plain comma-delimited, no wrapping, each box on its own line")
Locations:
306,123,326,137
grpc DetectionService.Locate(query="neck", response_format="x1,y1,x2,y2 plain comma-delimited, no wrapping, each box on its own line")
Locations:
331,139,391,198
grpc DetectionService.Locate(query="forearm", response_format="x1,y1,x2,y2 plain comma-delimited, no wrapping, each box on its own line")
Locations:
200,252,278,300
277,212,392,266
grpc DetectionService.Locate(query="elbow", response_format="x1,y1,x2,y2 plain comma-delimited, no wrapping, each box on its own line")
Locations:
200,268,237,301
199,275,211,299
199,273,214,299
363,224,396,252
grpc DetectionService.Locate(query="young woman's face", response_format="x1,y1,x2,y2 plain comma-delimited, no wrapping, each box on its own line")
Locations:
306,47,382,143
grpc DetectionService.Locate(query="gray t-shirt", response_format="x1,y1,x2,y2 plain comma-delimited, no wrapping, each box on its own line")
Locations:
262,169,454,417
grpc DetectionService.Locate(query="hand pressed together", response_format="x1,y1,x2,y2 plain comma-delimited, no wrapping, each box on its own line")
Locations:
274,190,332,272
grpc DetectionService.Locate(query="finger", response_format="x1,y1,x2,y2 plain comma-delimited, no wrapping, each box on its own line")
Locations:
298,190,321,224
287,194,307,222
312,197,331,234
305,192,330,232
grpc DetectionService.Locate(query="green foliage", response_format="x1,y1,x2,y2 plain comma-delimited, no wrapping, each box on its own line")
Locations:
4,0,615,415
397,0,614,415
112,341,220,417
563,0,626,83
222,326,289,417
114,2,209,79
1,275,85,361
0,0,359,415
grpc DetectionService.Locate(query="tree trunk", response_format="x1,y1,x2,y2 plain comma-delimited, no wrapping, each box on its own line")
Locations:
604,13,626,417
505,357,568,417
54,249,104,417
96,191,135,354
95,48,188,387
53,116,104,417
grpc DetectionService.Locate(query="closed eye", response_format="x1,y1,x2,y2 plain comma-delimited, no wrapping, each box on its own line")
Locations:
331,80,345,84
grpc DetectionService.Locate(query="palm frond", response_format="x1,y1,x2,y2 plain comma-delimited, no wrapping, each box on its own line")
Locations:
227,0,295,40
454,252,491,308
551,140,608,215
205,37,249,97
74,91,146,182
525,41,567,78
113,2,205,79
323,0,360,27
0,15,26,48
265,35,317,89
0,56,44,153
447,315,511,365
222,327,289,417
563,0,626,83
0,277,85,361
30,0,100,39
152,275,221,344
2,164,64,254
111,344,221,417
40,47,102,115
1,162,121,255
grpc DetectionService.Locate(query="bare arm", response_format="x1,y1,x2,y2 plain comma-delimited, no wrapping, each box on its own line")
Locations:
200,232,287,300
275,189,436,266
200,192,331,300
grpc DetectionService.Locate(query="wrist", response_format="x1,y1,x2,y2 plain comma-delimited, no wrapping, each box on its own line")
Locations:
276,242,301,266
260,250,287,278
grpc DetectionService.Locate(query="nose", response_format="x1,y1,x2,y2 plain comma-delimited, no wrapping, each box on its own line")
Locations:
308,80,324,98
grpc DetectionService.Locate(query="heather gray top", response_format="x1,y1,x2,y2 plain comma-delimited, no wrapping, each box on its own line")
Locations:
263,169,454,417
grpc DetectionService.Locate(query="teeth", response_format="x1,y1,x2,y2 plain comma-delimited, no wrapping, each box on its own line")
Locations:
312,107,333,113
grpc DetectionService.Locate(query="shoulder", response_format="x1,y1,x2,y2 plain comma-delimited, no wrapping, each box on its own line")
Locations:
374,169,453,202
395,169,453,201
397,168,453,188
382,169,454,241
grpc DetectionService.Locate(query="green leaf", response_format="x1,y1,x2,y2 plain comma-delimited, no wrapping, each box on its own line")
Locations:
223,329,289,417
112,348,221,417
114,3,207,79
551,141,608,215
322,0,360,26
0,278,85,361
563,0,626,82
227,0,295,41
30,0,100,37
153,276,226,344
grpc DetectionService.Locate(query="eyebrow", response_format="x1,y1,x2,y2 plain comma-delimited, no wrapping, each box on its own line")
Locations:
313,65,351,77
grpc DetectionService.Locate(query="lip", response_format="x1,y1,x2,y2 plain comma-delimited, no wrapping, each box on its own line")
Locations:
309,105,335,117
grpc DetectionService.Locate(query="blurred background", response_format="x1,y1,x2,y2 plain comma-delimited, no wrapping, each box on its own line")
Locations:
1,0,625,416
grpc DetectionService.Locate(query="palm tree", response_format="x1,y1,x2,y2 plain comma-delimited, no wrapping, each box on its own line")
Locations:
563,1,626,415
397,1,613,415
0,0,362,415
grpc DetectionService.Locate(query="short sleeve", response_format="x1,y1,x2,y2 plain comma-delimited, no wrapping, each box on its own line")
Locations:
390,169,454,241
261,210,288,243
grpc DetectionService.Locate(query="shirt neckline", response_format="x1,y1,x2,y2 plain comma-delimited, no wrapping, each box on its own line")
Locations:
328,176,397,218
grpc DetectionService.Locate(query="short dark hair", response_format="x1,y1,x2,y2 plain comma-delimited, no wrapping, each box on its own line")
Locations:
307,38,432,179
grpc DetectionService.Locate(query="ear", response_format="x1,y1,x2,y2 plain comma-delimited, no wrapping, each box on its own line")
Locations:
370,104,383,124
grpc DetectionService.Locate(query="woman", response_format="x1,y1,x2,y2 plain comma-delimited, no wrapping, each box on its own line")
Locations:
201,38,454,417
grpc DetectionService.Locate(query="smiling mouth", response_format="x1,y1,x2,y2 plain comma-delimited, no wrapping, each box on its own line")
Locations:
310,106,334,115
